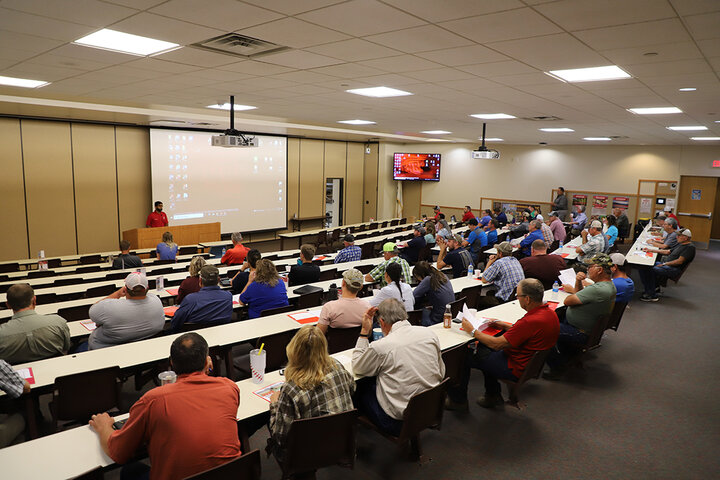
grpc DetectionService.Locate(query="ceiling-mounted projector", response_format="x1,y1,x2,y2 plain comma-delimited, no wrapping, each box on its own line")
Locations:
211,95,257,148
472,122,500,159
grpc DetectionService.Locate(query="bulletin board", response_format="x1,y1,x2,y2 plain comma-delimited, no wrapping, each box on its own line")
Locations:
551,188,639,225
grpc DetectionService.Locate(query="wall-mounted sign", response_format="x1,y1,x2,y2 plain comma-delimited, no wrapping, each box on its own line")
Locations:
712,160,720,168
572,194,587,206
612,197,629,209
691,189,702,200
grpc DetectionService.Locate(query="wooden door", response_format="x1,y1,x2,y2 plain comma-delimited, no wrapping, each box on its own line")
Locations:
677,176,717,249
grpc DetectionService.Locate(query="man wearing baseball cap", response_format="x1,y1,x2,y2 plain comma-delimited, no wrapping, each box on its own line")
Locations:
663,205,678,222
171,265,232,332
89,272,165,350
437,233,474,278
575,219,605,262
478,241,525,307
399,226,427,265
334,234,362,264
637,228,695,302
365,242,411,287
609,253,635,302
317,269,370,334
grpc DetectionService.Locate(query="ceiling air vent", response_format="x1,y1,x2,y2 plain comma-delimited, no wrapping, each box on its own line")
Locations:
522,115,563,121
191,33,288,58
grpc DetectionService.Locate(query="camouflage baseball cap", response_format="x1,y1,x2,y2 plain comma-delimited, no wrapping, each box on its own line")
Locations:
583,253,613,269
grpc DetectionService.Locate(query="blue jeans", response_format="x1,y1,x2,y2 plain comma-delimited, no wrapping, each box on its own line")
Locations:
547,318,588,370
353,377,402,436
638,262,682,296
448,344,517,402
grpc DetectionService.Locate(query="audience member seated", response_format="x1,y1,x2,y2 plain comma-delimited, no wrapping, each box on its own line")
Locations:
171,265,232,332
575,220,604,262
519,220,544,257
88,273,164,350
365,242,411,286
604,215,619,251
231,249,262,295
663,205,678,223
156,231,178,261
508,212,530,239
649,218,679,250
486,219,499,245
539,217,554,245
221,232,250,265
520,239,567,289
609,253,635,302
399,226,427,265
614,208,630,239
638,229,695,302
436,218,452,241
333,234,362,264
89,333,242,480
436,234,473,278
289,244,321,287
423,222,437,247
569,205,587,236
546,254,616,378
0,284,70,364
177,256,206,304
412,261,454,326
238,259,289,318
352,299,445,435
461,205,475,223
112,240,142,270
478,242,525,308
494,207,508,227
0,359,30,447
552,187,569,221
479,209,493,228
432,205,443,221
446,279,560,410
547,211,567,245
368,262,415,311
463,218,487,264
316,269,369,334
267,325,355,460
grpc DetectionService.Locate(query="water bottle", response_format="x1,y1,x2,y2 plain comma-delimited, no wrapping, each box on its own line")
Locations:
157,275,165,291
468,263,474,278
38,250,48,270
552,281,559,301
221,247,226,257
559,240,564,249
443,304,452,329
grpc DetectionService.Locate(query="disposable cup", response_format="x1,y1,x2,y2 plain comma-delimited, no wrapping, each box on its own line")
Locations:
372,327,384,341
250,349,267,384
158,371,177,385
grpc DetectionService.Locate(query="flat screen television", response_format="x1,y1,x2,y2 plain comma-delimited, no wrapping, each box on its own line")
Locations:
392,153,441,181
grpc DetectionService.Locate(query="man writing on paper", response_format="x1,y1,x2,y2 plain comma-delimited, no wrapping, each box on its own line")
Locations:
445,279,559,410
89,332,242,480
146,201,168,228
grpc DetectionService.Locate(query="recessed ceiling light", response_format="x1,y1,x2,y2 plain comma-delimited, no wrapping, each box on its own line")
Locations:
346,86,412,97
540,127,574,132
207,103,257,111
667,126,708,131
470,113,516,120
421,130,451,134
426,138,450,142
0,75,49,88
678,87,696,92
583,137,612,141
481,138,504,142
627,107,682,114
74,29,179,56
691,137,720,141
337,119,376,125
546,65,631,83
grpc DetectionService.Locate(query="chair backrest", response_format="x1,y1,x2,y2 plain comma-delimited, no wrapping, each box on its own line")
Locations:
406,309,424,326
0,262,19,273
281,410,358,477
515,348,552,385
360,243,375,260
76,266,102,274
326,326,361,354
606,301,628,331
53,366,121,424
86,284,117,298
297,290,323,309
80,254,102,265
34,292,57,305
670,261,691,284
460,285,482,310
318,268,338,282
256,330,295,371
441,343,467,387
449,296,466,319
316,230,328,244
58,304,92,321
28,270,56,278
417,244,432,262
584,314,611,351
397,378,449,443
184,450,261,480
178,246,199,256
260,304,295,317
54,277,82,286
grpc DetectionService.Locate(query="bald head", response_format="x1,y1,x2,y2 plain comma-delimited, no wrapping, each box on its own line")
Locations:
531,239,547,255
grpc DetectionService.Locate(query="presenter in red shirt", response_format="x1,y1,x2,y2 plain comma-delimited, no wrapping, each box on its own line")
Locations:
146,201,168,228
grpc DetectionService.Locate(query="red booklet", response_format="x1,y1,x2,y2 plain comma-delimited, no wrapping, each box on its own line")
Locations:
163,306,179,317
16,367,35,385
165,288,179,296
481,326,503,336
546,301,559,311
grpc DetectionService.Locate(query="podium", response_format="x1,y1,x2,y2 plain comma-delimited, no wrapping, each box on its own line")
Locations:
123,223,221,249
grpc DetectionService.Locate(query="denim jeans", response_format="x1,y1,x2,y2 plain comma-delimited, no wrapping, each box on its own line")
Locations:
637,262,682,296
447,344,517,402
547,318,588,370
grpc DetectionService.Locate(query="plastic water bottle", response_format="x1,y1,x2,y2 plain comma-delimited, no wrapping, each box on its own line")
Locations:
38,250,48,270
221,247,226,257
157,275,165,291
552,281,559,301
443,304,452,328
559,240,564,249
468,263,474,278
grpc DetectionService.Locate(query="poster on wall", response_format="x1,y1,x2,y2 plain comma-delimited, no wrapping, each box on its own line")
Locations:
639,197,653,217
572,194,587,206
612,197,629,210
592,195,608,216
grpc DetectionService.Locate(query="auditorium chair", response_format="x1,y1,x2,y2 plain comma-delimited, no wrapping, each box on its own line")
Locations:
79,254,102,265
185,450,261,480
58,304,92,321
441,343,468,389
178,246,199,256
318,268,337,282
499,348,552,409
50,366,122,431
0,262,19,273
406,309,424,326
606,301,629,331
260,305,295,317
326,326,362,354
296,290,323,309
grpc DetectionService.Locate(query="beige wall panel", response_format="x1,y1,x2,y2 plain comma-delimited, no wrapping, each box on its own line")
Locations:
22,120,77,257
72,124,119,254
363,143,379,221
345,143,364,225
298,139,324,218
324,141,346,179
401,181,422,222
116,127,151,238
284,138,300,232
0,118,29,261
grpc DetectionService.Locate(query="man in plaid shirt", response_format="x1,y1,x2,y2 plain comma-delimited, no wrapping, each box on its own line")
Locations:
365,242,412,286
0,359,30,447
333,234,362,264
480,241,525,305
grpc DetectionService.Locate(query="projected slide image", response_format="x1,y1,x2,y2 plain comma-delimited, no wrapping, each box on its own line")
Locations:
393,153,441,181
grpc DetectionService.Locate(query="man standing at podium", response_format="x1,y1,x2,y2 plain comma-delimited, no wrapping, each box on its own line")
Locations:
146,201,168,228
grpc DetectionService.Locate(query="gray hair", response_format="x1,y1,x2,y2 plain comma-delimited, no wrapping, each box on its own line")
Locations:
231,232,243,243
532,219,543,229
439,219,450,231
518,278,544,303
377,298,407,326
665,217,678,229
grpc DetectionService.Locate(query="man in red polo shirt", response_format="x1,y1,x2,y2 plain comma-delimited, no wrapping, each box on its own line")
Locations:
221,232,250,265
89,332,242,479
146,201,168,228
446,278,559,410
461,205,475,223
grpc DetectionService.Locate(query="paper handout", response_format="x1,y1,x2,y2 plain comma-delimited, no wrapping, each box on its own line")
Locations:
16,367,35,385
461,303,496,333
252,381,284,402
79,320,97,331
288,309,322,324
558,268,576,286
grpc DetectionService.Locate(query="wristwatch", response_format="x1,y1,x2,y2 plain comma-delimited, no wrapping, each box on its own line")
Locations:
359,332,370,338
471,328,477,337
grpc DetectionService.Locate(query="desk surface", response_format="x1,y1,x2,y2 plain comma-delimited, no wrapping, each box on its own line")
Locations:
625,224,659,266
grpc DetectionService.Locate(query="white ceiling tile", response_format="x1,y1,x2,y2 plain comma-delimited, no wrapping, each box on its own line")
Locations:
0,9,92,42
381,0,523,22
440,8,562,44
488,33,609,71
309,63,386,79
403,68,476,82
458,60,537,77
352,73,424,87
641,71,719,87
683,12,720,40
153,47,239,67
305,38,401,62
534,0,676,31
415,45,509,67
697,39,720,58
1,0,138,27
122,58,203,73
439,77,506,93
4,63,86,82
574,19,692,50
110,13,226,44
0,30,65,57
149,0,283,31
241,0,346,16
298,0,426,36
102,0,167,9
271,70,337,84
625,59,713,79
492,72,560,87
600,42,704,66
25,52,123,72
669,0,720,16
358,55,442,73
365,25,473,54
217,60,293,76
256,50,343,69
84,64,169,80
36,44,139,66
237,17,349,49
180,69,254,82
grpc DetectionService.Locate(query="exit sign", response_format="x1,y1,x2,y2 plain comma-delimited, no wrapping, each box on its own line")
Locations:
713,160,720,168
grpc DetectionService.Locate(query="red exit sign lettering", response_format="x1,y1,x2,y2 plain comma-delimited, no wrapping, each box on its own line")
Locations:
713,160,720,168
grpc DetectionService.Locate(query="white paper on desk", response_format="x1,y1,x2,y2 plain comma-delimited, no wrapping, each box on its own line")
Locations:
558,268,576,286
287,309,322,322
232,294,241,305
333,354,352,366
16,368,32,380
79,320,97,331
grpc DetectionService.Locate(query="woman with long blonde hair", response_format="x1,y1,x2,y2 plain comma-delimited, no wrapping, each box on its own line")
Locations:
156,231,178,261
176,255,205,304
238,259,289,318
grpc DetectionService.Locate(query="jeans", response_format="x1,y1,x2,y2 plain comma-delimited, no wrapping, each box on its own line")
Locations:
447,344,517,402
547,318,588,370
353,377,402,436
637,262,682,296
